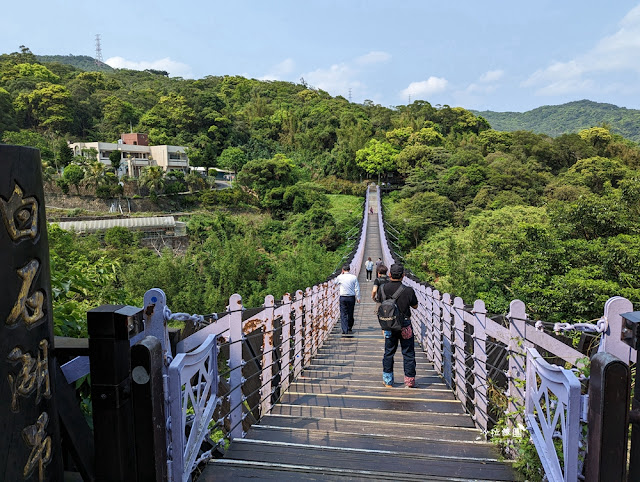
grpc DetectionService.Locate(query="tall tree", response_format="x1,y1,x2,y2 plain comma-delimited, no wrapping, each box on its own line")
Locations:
355,139,397,183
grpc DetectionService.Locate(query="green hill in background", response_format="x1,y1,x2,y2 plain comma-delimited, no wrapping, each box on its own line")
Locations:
36,54,114,72
474,99,640,143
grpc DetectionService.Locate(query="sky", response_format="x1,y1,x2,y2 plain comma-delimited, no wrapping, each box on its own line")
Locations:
3,1,640,112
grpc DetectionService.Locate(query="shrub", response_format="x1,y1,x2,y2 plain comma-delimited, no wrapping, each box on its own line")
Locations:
56,178,70,194
165,182,186,195
104,226,134,248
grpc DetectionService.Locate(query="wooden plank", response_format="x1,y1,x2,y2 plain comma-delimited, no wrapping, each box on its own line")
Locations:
287,383,458,400
245,426,498,458
221,441,517,481
258,414,481,442
278,393,467,414
299,369,445,385
199,462,365,481
270,404,475,428
290,376,448,389
54,336,89,357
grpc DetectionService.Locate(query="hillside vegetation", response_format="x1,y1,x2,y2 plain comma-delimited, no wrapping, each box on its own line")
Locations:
1,45,639,329
36,54,115,73
474,99,640,142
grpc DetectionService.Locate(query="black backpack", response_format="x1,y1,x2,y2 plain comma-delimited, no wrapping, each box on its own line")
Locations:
377,284,405,332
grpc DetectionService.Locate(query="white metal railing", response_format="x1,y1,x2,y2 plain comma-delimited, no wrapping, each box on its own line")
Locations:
525,347,581,482
376,187,591,481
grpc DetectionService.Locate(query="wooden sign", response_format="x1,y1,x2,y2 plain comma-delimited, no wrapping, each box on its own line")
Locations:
0,145,62,481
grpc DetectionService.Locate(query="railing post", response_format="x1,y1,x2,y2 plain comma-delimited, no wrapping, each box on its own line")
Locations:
293,290,304,378
88,305,143,480
303,288,313,368
280,293,292,395
1,145,63,481
600,296,636,364
424,287,434,362
318,283,327,345
453,297,467,408
471,299,489,434
131,335,168,482
413,283,427,352
442,294,454,388
228,294,244,440
508,300,527,425
432,290,443,374
585,352,630,481
261,295,275,416
311,286,319,358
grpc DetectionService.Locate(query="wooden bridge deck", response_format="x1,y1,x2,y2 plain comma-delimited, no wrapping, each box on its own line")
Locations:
201,192,516,481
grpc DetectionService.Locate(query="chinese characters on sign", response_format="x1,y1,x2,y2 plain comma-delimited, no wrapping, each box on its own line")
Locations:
22,412,52,480
7,339,51,413
2,180,54,481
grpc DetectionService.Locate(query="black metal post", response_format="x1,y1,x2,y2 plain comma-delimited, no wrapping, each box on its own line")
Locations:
131,336,168,481
0,145,63,481
585,352,631,482
88,304,142,481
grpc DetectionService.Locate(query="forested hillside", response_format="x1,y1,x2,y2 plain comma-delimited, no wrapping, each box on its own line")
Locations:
474,99,640,142
35,54,115,73
2,45,640,331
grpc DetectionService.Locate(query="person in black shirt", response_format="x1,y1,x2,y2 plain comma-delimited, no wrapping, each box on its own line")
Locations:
375,263,418,388
371,264,389,303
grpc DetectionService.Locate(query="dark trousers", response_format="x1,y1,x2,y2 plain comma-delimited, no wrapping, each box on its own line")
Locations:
366,269,372,280
339,295,356,333
383,326,416,377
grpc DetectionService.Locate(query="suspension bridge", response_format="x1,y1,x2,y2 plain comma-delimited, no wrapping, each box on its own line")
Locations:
200,187,516,480
1,145,638,482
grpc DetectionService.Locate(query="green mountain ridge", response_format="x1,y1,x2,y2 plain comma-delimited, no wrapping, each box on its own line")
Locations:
36,54,114,72
473,99,640,143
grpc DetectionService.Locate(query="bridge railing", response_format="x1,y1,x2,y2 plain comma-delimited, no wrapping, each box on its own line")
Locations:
150,186,370,480
375,186,639,481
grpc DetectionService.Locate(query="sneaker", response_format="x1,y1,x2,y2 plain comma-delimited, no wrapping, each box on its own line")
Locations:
382,373,394,387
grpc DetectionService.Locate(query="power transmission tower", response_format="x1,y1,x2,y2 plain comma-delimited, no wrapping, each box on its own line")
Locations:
348,88,352,103
95,34,103,66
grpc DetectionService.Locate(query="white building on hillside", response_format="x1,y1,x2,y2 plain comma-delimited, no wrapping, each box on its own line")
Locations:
69,133,189,178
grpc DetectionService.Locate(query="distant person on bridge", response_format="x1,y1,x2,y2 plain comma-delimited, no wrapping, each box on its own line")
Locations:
335,264,360,335
365,257,374,281
375,258,383,278
371,264,389,304
375,263,418,388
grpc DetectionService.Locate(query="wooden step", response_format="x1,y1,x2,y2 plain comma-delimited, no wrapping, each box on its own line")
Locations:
206,440,516,481
270,403,475,428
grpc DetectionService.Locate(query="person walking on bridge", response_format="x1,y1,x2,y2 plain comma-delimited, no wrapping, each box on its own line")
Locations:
335,264,360,335
376,263,418,388
365,257,374,281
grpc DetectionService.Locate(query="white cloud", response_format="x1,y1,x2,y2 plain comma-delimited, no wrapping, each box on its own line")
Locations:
300,51,389,99
524,4,640,95
355,51,391,66
400,77,449,99
479,69,504,83
303,62,364,95
259,58,295,81
105,56,193,78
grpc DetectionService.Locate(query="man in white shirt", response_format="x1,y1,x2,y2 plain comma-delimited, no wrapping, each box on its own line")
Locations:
335,264,361,335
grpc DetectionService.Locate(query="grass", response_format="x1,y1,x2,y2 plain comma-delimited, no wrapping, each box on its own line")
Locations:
327,194,363,229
